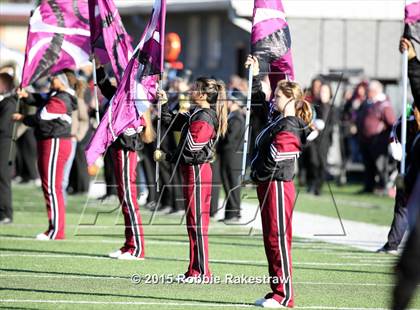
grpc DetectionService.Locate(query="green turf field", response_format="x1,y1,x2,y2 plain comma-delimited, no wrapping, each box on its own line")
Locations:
1,183,419,309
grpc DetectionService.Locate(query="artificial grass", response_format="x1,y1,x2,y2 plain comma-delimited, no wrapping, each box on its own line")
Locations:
0,183,418,309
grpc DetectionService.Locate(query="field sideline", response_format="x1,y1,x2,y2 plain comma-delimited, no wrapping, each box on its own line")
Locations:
1,184,420,309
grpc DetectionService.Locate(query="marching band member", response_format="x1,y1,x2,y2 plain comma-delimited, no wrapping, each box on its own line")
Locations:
154,77,228,280
246,56,312,308
14,71,78,240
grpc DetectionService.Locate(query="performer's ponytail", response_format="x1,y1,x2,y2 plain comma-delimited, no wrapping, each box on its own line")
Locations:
215,81,228,137
277,80,313,126
195,77,228,137
64,70,86,99
295,98,312,126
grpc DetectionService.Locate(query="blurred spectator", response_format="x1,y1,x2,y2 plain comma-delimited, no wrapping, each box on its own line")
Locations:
342,81,368,163
299,76,323,185
64,70,90,195
306,76,323,103
0,73,17,224
14,79,45,185
303,83,334,195
357,80,396,193
156,76,189,213
218,91,246,221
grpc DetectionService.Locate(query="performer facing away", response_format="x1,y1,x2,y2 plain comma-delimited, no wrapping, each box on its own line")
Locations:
154,77,228,280
13,71,78,240
246,56,312,308
95,63,155,260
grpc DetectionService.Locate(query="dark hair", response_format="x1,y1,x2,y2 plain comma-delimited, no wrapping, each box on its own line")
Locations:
0,73,15,92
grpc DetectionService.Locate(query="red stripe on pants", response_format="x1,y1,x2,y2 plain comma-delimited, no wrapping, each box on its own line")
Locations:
257,180,295,307
112,148,145,258
37,138,71,240
181,163,212,277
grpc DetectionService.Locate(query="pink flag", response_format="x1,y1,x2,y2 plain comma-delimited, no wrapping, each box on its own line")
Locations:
88,0,133,83
21,0,91,87
251,0,294,92
85,0,166,166
404,0,420,57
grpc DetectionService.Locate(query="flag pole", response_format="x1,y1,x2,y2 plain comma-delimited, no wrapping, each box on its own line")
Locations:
400,50,409,175
156,77,163,193
241,64,254,181
91,55,101,124
155,0,166,193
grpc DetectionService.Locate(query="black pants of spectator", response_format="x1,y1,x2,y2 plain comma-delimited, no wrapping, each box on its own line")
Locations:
16,128,38,181
305,134,331,194
392,211,420,310
0,139,12,220
158,158,183,211
305,143,327,195
210,158,222,217
69,142,90,194
165,162,184,212
159,126,184,212
359,135,390,192
159,161,176,211
142,143,157,204
173,164,184,211
383,189,408,250
220,152,242,219
103,150,117,196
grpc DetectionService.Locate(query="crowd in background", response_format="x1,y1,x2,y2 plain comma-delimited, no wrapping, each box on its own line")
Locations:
0,60,402,223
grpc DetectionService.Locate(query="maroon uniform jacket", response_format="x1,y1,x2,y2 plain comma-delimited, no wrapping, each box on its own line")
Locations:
161,104,218,165
22,91,77,140
250,115,310,183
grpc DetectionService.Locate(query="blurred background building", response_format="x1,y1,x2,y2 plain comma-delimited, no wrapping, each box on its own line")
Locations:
0,0,405,82
0,0,410,192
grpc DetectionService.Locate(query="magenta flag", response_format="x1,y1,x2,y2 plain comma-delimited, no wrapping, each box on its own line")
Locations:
405,0,420,57
251,0,294,92
88,0,133,83
85,0,166,166
21,0,91,87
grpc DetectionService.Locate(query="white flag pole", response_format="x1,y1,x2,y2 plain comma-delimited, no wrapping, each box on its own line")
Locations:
91,55,101,125
156,78,163,193
241,64,254,180
400,50,409,175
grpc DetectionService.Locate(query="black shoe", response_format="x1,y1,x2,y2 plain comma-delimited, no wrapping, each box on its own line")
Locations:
97,194,118,203
0,217,12,225
167,209,184,215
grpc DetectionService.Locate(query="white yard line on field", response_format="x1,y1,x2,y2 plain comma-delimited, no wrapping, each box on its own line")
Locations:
0,299,412,310
4,185,401,253
0,236,188,246
234,201,399,252
0,253,394,267
0,236,387,252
